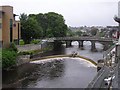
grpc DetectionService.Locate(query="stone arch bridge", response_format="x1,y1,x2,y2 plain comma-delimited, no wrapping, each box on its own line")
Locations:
46,37,115,51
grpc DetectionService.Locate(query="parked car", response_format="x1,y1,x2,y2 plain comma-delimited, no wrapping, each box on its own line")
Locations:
104,75,115,85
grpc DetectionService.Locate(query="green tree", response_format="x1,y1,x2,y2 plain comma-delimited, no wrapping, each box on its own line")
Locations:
36,13,48,37
99,29,105,37
20,12,68,42
46,28,54,37
90,27,98,36
19,13,28,40
66,29,75,36
20,13,42,44
75,30,82,36
45,12,67,37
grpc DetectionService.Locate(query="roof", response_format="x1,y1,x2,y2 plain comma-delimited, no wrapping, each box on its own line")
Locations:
114,16,120,23
0,5,13,8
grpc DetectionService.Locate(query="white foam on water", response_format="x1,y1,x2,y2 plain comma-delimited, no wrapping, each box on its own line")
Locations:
30,57,96,67
30,57,68,64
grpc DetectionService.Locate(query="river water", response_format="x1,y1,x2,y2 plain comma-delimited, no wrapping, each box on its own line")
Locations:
2,41,104,88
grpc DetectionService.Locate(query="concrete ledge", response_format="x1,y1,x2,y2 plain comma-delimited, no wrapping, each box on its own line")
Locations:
16,44,41,52
16,55,30,66
31,54,97,66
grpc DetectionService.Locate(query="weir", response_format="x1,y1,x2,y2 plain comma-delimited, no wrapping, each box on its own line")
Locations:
31,54,97,66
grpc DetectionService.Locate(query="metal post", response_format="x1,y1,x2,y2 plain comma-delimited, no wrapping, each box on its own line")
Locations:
115,37,120,63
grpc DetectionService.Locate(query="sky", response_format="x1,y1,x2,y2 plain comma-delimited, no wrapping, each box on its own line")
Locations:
1,0,120,27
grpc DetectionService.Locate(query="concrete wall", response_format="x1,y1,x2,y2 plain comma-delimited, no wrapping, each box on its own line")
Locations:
1,6,13,47
13,21,20,39
17,44,41,52
13,21,21,44
16,55,30,66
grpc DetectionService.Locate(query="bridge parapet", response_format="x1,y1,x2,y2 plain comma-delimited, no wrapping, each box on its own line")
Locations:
51,37,114,42
46,37,115,42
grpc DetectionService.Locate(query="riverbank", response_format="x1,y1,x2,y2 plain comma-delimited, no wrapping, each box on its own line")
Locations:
2,41,103,88
2,56,97,88
2,43,54,70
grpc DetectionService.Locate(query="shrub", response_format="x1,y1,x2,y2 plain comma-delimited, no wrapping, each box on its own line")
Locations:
9,43,18,52
0,49,2,68
18,51,33,55
31,39,41,44
2,49,17,69
19,39,25,45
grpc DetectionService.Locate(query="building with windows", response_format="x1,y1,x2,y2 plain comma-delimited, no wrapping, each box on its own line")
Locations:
0,5,21,48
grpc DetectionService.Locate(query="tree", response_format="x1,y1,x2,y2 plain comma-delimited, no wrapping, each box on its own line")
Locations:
90,27,98,36
29,12,68,38
19,13,28,41
46,28,54,37
75,30,82,36
20,12,68,44
44,12,68,37
66,29,75,37
34,13,48,37
20,13,43,44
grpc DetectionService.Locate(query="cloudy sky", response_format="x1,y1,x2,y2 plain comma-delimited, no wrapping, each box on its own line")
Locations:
1,0,119,27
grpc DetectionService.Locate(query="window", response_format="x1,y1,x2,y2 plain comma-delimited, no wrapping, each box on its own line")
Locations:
0,13,2,18
10,19,13,28
13,23,16,27
10,19,13,42
0,23,2,29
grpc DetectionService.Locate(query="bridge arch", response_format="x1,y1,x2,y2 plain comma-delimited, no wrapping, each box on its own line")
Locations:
49,37,113,51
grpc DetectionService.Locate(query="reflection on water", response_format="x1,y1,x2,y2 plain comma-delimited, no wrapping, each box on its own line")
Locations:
2,41,103,88
65,41,103,61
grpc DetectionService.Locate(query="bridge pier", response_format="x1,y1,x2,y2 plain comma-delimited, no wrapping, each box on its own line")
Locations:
66,41,72,47
103,43,109,51
54,41,62,50
78,41,84,49
102,43,111,51
91,41,97,52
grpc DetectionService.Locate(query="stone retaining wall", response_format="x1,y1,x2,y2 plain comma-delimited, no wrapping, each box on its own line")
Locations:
16,55,31,66
16,44,41,52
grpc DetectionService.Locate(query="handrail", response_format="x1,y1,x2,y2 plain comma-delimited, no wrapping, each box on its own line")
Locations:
103,45,116,59
46,37,113,42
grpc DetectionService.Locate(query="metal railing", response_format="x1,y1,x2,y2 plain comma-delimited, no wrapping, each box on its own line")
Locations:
103,45,116,60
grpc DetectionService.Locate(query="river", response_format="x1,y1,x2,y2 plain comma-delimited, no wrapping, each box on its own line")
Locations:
2,41,104,88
